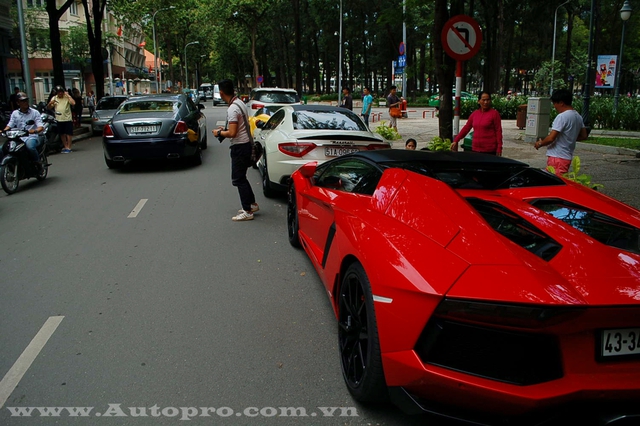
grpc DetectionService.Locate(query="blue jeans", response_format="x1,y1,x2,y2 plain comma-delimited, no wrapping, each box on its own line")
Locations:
25,135,43,162
362,114,370,128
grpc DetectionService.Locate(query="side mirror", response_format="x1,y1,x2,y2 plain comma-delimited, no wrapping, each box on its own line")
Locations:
299,161,317,179
256,120,265,129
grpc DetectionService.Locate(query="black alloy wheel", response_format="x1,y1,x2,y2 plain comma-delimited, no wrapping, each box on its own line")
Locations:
287,185,301,248
36,152,48,181
338,262,388,402
0,160,20,194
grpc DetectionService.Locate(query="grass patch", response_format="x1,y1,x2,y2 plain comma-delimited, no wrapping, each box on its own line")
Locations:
583,137,640,150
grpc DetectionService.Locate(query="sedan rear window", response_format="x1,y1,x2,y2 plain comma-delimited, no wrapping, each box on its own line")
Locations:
530,199,640,254
120,101,177,113
293,109,368,131
254,91,299,103
96,97,127,110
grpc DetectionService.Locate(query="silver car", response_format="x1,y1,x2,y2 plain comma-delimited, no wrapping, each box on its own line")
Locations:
92,96,128,135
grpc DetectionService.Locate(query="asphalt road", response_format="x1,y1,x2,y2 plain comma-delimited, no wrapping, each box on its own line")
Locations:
0,105,455,426
1,104,638,426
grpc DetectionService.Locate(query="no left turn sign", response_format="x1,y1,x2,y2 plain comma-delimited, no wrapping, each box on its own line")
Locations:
442,15,482,61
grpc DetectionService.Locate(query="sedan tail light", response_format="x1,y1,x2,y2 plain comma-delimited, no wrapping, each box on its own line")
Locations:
174,121,188,135
103,124,114,138
251,103,264,110
278,142,317,157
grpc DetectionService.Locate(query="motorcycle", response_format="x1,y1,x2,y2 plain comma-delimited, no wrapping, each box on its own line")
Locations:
41,111,62,154
0,121,49,194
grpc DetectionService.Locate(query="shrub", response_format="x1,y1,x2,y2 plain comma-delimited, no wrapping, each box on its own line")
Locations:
427,136,452,151
374,121,402,140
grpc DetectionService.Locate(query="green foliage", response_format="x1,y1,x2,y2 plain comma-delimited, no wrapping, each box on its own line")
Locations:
61,25,90,70
548,156,604,190
427,136,451,151
374,122,402,140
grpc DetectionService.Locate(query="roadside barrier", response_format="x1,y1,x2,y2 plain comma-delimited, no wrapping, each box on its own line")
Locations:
423,110,437,119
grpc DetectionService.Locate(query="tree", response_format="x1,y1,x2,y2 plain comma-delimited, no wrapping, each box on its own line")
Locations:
61,25,90,91
80,0,108,99
10,4,50,85
45,0,76,87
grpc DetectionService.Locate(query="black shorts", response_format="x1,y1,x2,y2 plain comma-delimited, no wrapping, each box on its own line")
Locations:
58,121,73,136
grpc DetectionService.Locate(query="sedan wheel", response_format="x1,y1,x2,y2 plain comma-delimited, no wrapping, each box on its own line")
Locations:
261,154,276,198
338,262,388,402
287,185,301,248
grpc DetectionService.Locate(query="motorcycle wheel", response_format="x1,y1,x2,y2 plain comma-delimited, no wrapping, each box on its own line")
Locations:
0,159,20,194
36,152,48,181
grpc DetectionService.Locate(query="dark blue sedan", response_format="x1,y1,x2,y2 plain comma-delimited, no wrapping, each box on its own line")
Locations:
102,93,207,168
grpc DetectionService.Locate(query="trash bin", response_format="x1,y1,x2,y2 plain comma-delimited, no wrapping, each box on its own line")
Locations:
402,99,408,118
517,104,527,130
463,131,473,151
303,96,307,105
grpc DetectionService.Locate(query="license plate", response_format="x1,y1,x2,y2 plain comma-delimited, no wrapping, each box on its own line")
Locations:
128,125,158,134
601,328,640,357
324,146,360,157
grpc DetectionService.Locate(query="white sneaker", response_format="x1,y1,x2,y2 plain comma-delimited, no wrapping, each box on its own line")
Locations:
232,210,254,221
238,203,260,214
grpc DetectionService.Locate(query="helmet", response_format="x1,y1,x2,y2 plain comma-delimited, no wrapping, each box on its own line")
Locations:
16,92,28,101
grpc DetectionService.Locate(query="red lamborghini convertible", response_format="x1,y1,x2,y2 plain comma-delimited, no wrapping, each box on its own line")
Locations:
287,149,640,425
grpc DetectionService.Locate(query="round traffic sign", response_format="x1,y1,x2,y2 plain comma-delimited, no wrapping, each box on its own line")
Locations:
442,15,482,61
399,42,405,56
257,75,264,84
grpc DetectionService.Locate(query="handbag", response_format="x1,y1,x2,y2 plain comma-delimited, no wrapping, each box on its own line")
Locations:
389,106,402,118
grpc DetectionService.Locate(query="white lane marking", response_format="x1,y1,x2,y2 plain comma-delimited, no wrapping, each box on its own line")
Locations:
373,295,393,304
128,199,148,218
0,316,65,408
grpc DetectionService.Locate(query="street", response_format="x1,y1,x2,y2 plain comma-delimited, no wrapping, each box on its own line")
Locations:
0,104,639,425
0,105,452,425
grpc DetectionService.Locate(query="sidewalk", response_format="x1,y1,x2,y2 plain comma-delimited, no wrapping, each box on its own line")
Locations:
367,108,640,168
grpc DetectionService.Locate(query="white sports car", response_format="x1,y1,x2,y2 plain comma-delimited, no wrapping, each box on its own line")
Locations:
254,105,390,197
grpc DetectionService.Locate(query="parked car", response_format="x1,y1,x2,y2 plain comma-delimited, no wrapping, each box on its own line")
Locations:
249,105,285,136
246,87,300,110
254,104,389,197
102,93,207,168
428,90,475,108
287,148,640,424
212,84,223,106
91,95,128,135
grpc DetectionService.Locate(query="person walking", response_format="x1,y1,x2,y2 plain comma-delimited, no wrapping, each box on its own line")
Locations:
86,91,96,117
47,85,75,153
212,79,258,222
72,88,83,127
340,87,352,110
451,91,503,155
361,87,373,128
534,89,587,176
386,86,403,132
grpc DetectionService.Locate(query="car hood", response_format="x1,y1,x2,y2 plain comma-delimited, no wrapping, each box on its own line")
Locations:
380,170,640,306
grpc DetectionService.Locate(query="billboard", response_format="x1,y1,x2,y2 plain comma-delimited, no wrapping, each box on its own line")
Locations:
595,55,617,88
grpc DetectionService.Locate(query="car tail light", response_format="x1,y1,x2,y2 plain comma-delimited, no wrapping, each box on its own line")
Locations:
365,143,390,150
103,124,114,138
251,103,264,110
278,142,317,157
174,121,188,134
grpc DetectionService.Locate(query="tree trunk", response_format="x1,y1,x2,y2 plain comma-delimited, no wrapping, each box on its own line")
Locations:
46,0,75,87
435,0,455,140
81,0,106,99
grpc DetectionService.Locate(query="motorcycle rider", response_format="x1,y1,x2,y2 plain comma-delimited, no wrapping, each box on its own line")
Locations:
3,92,44,163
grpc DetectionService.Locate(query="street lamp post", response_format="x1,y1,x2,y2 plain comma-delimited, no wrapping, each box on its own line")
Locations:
550,0,571,95
184,41,200,90
582,0,596,134
614,0,633,113
152,6,175,94
338,0,342,105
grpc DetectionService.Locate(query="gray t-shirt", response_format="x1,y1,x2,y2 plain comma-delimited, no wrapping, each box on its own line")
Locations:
547,109,584,161
226,99,251,145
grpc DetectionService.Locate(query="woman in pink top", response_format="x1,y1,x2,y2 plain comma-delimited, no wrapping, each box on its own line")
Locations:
450,91,503,155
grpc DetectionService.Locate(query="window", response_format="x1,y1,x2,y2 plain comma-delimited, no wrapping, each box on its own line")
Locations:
70,1,78,15
263,109,286,130
315,159,382,195
293,109,367,131
530,199,640,255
